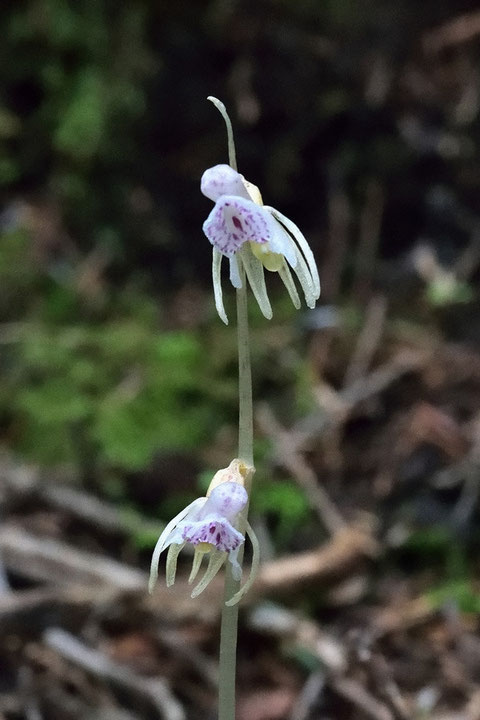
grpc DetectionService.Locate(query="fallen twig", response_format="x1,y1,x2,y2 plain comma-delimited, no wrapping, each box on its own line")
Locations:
0,525,147,591
330,676,394,720
159,629,218,689
294,348,430,448
43,627,185,720
257,404,345,535
0,458,163,539
0,586,96,636
253,525,379,597
423,10,480,52
17,666,43,720
248,601,346,672
372,596,436,637
343,295,387,387
289,671,325,720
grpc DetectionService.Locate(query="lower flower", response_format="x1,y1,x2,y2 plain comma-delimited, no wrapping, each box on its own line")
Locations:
149,459,259,605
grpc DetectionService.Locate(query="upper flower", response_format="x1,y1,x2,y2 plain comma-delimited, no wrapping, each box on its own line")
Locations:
201,106,320,324
149,459,259,605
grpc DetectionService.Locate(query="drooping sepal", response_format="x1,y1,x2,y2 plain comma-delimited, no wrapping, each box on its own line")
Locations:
225,521,261,606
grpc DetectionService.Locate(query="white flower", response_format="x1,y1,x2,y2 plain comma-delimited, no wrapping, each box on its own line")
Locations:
201,163,320,324
149,459,259,606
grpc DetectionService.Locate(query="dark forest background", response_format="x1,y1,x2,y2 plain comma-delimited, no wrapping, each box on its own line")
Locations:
1,2,480,719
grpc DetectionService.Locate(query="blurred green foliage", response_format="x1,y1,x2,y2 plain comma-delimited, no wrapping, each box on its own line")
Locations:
251,477,310,548
15,323,212,468
429,580,480,614
0,225,222,471
0,223,311,482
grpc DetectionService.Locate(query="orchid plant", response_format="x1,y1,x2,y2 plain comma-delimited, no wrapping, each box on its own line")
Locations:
149,459,259,606
201,164,320,323
149,96,320,720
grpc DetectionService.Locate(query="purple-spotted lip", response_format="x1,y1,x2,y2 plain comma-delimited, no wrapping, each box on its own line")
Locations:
202,195,274,257
180,517,244,553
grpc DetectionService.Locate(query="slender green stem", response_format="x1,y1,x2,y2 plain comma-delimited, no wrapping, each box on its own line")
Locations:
235,272,254,469
209,93,253,720
207,96,237,172
218,267,253,720
218,567,240,720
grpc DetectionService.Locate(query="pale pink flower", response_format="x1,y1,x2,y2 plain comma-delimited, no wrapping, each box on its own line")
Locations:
201,164,320,323
149,460,259,605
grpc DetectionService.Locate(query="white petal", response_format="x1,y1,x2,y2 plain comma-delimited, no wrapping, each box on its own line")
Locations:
239,245,273,320
268,218,297,268
189,547,207,584
148,497,206,593
266,207,320,300
212,249,228,325
278,260,301,309
203,195,275,257
201,164,250,202
225,521,261,606
166,542,185,587
291,245,317,308
190,550,226,598
203,481,248,520
229,254,242,289
228,545,242,581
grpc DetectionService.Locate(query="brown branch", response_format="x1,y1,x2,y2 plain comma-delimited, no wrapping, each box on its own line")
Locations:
0,457,164,539
373,596,436,637
294,348,430,448
289,671,325,720
0,525,147,591
256,404,345,535
253,525,379,598
0,586,96,636
248,602,346,673
330,677,394,720
344,295,388,387
43,627,184,720
423,10,480,53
